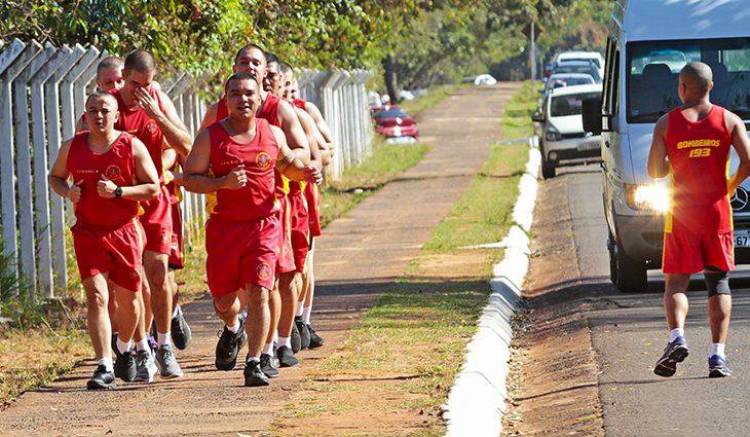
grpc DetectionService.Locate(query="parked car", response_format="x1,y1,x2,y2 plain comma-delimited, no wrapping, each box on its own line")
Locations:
539,73,597,108
552,60,602,83
373,108,419,140
474,74,497,85
554,51,605,78
582,0,750,293
533,83,603,179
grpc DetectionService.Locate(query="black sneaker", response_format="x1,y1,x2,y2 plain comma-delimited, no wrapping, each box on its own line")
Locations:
215,320,247,371
276,345,299,368
259,353,279,378
114,350,137,382
291,321,302,353
308,324,325,349
170,305,192,350
111,333,119,358
296,316,311,350
87,365,115,390
244,359,270,387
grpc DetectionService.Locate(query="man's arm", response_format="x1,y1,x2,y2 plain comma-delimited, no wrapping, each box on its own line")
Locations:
183,129,247,193
728,112,750,194
294,107,321,163
98,137,160,201
273,125,317,182
48,139,77,201
278,99,311,164
647,115,670,179
135,88,192,156
305,101,334,143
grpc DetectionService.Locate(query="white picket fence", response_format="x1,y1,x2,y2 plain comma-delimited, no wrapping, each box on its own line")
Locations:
0,38,374,302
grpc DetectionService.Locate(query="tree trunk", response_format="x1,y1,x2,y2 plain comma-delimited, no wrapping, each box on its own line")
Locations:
383,53,399,104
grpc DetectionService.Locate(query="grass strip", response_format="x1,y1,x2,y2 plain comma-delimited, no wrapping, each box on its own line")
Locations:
399,84,466,119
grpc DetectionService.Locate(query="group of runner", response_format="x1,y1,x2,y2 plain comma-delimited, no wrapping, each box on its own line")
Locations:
49,43,334,389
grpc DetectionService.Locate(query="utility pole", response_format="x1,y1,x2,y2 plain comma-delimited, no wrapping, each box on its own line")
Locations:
530,21,537,80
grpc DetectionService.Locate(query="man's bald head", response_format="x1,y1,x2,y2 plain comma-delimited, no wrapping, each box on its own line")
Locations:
679,62,713,95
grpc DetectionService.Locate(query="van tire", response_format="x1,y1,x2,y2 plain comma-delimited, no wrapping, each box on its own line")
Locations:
541,157,556,179
610,239,648,293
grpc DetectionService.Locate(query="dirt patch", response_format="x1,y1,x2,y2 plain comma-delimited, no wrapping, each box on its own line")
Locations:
502,175,605,436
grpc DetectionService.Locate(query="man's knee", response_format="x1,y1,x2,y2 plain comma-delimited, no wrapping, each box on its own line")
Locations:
705,269,730,298
144,254,169,290
213,293,238,315
247,286,270,307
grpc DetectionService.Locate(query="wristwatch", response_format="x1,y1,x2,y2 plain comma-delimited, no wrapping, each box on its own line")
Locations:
114,186,123,198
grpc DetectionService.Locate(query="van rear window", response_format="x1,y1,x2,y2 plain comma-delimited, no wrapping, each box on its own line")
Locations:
627,38,750,123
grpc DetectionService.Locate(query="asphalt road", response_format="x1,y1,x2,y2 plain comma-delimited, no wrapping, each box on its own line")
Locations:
550,163,750,437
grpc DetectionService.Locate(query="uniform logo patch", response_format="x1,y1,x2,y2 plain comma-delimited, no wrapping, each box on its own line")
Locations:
257,262,272,280
146,121,158,134
104,165,122,182
256,152,272,170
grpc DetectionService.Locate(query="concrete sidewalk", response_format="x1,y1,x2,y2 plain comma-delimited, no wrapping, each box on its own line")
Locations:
0,83,518,436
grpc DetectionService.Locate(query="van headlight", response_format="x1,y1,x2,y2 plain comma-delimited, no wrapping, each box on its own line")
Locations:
545,124,562,142
625,183,671,213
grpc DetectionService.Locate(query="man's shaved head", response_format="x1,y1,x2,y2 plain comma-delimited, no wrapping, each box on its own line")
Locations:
97,56,123,74
124,49,156,75
680,62,713,94
85,91,118,107
234,43,265,65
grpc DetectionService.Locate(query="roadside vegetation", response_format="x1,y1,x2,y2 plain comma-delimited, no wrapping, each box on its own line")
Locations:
276,83,536,433
399,85,465,119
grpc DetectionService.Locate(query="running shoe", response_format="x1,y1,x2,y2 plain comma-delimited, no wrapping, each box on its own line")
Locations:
156,344,184,378
308,324,325,349
147,334,158,354
244,359,270,387
170,305,192,350
296,316,311,350
709,355,732,378
259,353,280,378
215,320,247,371
276,345,299,368
135,350,158,383
114,350,137,382
111,333,119,358
654,336,689,377
291,321,302,353
87,365,115,390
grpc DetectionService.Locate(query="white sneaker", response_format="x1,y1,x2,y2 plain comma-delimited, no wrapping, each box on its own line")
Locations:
135,350,158,383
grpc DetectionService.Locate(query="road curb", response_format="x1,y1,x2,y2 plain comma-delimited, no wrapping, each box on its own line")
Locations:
443,140,540,436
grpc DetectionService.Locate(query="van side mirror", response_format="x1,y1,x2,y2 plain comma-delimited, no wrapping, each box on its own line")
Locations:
582,97,603,135
532,111,545,123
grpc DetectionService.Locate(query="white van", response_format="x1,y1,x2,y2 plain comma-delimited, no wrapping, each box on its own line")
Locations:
583,0,750,292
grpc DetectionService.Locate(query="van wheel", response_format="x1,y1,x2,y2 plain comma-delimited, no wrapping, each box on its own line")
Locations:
541,156,556,179
610,239,648,293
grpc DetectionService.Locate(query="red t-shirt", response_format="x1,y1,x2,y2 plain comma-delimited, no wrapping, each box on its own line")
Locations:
66,131,139,230
665,105,732,233
208,119,280,221
293,98,306,110
112,88,166,180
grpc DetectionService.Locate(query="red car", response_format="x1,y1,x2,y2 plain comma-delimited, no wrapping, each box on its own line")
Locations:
373,108,419,139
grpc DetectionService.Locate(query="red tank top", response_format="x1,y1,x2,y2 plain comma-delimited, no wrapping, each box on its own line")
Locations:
66,132,139,230
215,95,228,121
112,89,166,180
665,105,732,233
293,98,306,110
258,94,282,127
208,118,280,221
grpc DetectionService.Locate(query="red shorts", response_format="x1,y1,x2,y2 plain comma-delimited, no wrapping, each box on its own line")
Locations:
304,183,322,237
663,228,734,274
71,219,144,292
289,189,310,273
206,215,280,298
276,196,296,275
139,186,173,255
168,196,184,270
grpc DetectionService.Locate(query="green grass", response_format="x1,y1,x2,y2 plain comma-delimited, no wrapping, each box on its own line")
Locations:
320,139,431,227
501,80,542,140
399,84,466,118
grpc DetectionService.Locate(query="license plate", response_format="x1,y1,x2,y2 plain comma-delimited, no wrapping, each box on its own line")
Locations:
577,141,599,151
735,230,750,248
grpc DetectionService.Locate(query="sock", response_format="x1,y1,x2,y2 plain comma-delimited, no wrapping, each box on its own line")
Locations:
263,342,274,355
668,328,684,343
172,305,180,318
302,306,312,325
709,343,726,358
116,338,133,355
136,339,150,353
278,336,292,348
247,356,260,364
99,357,114,372
226,322,240,333
157,332,171,347
273,331,279,344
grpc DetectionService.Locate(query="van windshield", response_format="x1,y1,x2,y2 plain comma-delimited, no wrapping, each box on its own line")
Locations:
627,38,750,123
551,92,601,117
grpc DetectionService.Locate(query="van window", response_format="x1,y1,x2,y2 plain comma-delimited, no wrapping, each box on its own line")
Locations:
551,92,602,117
627,37,750,123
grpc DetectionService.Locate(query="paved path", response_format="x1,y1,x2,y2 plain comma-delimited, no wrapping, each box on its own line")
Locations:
532,164,750,437
0,84,518,436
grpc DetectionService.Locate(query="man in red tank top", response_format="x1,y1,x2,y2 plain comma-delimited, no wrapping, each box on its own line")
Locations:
183,73,313,387
48,92,160,390
112,50,193,379
648,62,750,378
